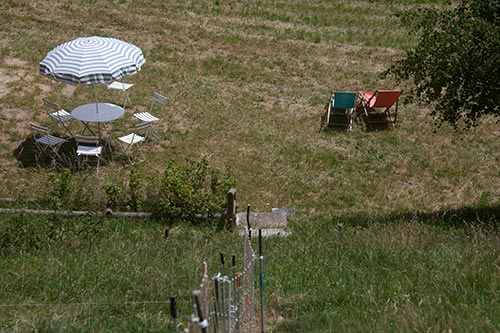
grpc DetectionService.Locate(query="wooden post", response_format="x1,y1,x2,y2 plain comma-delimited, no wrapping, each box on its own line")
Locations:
226,188,237,231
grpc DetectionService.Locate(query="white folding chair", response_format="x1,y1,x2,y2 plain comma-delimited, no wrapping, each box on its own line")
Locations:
107,81,134,109
118,122,152,163
29,122,66,166
75,135,103,174
133,92,167,138
43,98,75,137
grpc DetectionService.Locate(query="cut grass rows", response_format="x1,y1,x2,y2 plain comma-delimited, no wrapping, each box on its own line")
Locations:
0,0,499,331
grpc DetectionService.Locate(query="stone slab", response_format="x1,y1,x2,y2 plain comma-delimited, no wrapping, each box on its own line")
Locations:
236,212,288,229
238,227,291,238
272,207,295,217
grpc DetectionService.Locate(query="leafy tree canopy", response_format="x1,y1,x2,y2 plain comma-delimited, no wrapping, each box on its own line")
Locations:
388,0,500,128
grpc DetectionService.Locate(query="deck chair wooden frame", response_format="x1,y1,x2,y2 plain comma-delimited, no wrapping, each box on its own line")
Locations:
133,92,167,138
118,122,151,163
29,122,66,166
75,135,103,174
357,90,402,130
43,98,75,137
321,91,357,131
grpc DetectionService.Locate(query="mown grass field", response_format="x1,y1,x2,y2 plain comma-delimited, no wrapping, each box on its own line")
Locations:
0,0,499,332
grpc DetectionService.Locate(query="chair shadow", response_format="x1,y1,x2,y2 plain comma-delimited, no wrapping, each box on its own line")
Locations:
320,110,352,133
322,125,351,133
13,136,118,171
354,106,391,132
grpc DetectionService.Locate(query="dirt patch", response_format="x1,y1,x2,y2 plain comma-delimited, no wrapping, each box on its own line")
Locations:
36,83,53,94
5,57,27,67
2,107,28,120
0,68,17,99
62,84,76,97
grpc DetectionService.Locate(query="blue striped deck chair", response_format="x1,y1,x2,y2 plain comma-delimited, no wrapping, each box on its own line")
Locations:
321,91,357,131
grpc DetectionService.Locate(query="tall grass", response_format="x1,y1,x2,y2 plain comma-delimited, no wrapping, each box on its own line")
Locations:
266,215,500,332
0,210,498,332
0,214,241,331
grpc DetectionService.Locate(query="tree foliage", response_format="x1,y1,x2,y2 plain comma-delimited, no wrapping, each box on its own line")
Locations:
388,0,500,127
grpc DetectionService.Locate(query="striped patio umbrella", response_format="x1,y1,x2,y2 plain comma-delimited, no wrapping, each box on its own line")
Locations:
39,36,145,85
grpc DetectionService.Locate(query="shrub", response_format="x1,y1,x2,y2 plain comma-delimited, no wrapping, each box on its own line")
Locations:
48,168,74,209
125,169,142,212
103,182,122,210
148,158,235,220
39,159,234,220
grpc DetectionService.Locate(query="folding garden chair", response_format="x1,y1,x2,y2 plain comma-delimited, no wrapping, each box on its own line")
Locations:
43,98,75,137
133,92,167,138
356,90,402,130
107,81,134,110
117,122,152,163
75,135,103,174
320,91,357,131
29,122,66,166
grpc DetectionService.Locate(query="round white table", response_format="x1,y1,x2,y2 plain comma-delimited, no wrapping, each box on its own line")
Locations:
71,103,124,123
71,103,124,139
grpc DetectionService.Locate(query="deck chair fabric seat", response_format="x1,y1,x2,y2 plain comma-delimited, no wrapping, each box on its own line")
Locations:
49,110,73,122
357,90,402,130
133,112,160,123
35,133,65,147
321,91,357,131
118,133,146,146
75,135,103,174
76,145,102,156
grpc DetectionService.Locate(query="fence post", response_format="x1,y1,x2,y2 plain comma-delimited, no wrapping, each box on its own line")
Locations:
226,188,237,231
170,295,178,333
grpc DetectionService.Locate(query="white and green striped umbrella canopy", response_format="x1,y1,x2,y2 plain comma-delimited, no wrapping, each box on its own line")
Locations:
39,36,145,85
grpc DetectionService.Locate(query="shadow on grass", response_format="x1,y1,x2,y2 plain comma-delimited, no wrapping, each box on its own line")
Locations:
338,203,500,229
13,136,121,171
352,105,392,132
398,204,500,227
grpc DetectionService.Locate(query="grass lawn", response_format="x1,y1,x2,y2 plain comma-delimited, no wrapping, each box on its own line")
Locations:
0,0,499,332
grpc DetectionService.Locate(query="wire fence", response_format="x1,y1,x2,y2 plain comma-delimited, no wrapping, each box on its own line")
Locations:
181,226,264,333
0,300,171,308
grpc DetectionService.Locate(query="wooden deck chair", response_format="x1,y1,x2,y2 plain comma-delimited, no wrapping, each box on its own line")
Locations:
29,123,66,166
117,122,152,163
357,90,402,130
321,91,357,131
75,135,103,174
133,92,167,138
43,98,75,137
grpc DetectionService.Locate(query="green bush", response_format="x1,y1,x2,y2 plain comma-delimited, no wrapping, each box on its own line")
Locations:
36,159,234,218
103,170,143,212
48,168,74,210
125,169,142,212
148,158,235,219
103,182,122,210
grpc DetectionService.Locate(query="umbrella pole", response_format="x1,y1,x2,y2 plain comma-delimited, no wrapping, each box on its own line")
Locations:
94,84,99,113
93,84,102,140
